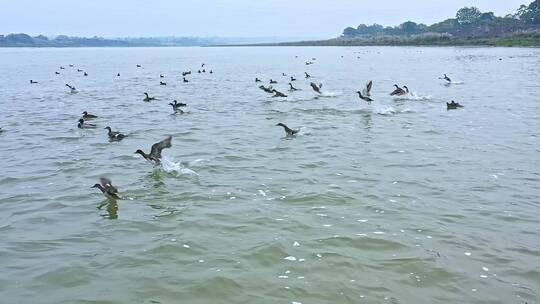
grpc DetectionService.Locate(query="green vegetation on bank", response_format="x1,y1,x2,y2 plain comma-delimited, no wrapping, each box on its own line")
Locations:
247,1,540,47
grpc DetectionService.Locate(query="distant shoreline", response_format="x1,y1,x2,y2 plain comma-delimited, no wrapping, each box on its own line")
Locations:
215,36,540,48
2,37,539,48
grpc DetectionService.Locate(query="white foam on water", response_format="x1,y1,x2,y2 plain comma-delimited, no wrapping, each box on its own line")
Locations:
160,157,199,175
393,92,433,101
284,256,296,261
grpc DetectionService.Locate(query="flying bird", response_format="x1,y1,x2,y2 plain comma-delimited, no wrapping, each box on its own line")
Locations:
135,136,172,165
390,84,406,96
310,82,322,94
92,177,120,200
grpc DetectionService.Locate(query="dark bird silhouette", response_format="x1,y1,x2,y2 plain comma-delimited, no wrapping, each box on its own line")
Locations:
84,72,88,76
117,73,120,77
290,76,296,82
135,136,172,165
439,74,452,83
447,100,464,110
30,80,38,84
169,100,187,114
143,92,156,102
78,118,97,129
270,79,277,84
272,89,288,98
289,83,300,91
66,83,77,93
310,82,322,94
136,64,142,68
276,123,299,136
183,77,189,83
55,72,60,75
255,78,262,82
104,127,126,141
160,74,164,78
160,81,167,86
305,72,311,78
356,91,373,104
82,111,98,119
92,177,120,200
390,84,406,96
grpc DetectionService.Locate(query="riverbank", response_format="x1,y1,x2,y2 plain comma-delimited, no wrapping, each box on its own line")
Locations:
222,33,540,47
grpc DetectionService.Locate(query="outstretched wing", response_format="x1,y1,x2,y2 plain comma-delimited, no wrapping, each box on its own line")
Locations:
364,80,373,96
150,136,172,159
100,177,118,194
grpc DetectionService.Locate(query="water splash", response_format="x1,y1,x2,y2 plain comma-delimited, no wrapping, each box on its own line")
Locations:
160,157,198,175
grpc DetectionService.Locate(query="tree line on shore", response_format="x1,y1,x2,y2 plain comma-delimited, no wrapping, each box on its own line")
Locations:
342,0,540,38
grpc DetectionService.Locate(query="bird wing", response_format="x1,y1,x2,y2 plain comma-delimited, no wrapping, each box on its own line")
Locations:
150,136,172,159
100,178,118,194
364,80,373,96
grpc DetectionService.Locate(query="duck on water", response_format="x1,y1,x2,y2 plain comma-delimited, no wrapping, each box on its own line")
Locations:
276,123,299,136
143,93,156,102
92,177,120,200
169,100,187,114
447,100,464,110
82,111,98,119
390,84,407,96
289,83,300,91
78,118,97,129
135,136,172,166
104,127,127,141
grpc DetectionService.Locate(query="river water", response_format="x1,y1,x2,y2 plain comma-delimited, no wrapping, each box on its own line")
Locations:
0,46,539,303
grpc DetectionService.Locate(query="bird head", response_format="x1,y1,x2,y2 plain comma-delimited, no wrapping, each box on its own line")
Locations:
104,126,111,131
276,123,285,127
82,111,88,115
91,184,100,189
135,149,144,155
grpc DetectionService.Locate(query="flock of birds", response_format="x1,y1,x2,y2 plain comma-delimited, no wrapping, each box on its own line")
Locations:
17,58,464,204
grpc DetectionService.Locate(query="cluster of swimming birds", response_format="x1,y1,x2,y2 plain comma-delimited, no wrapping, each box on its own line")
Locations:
29,63,216,201
258,68,464,135
19,59,464,204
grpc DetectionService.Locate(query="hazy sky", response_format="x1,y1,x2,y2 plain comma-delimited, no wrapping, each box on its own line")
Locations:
0,0,527,38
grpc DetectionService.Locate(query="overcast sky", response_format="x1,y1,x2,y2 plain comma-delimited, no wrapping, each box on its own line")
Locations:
0,0,527,38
